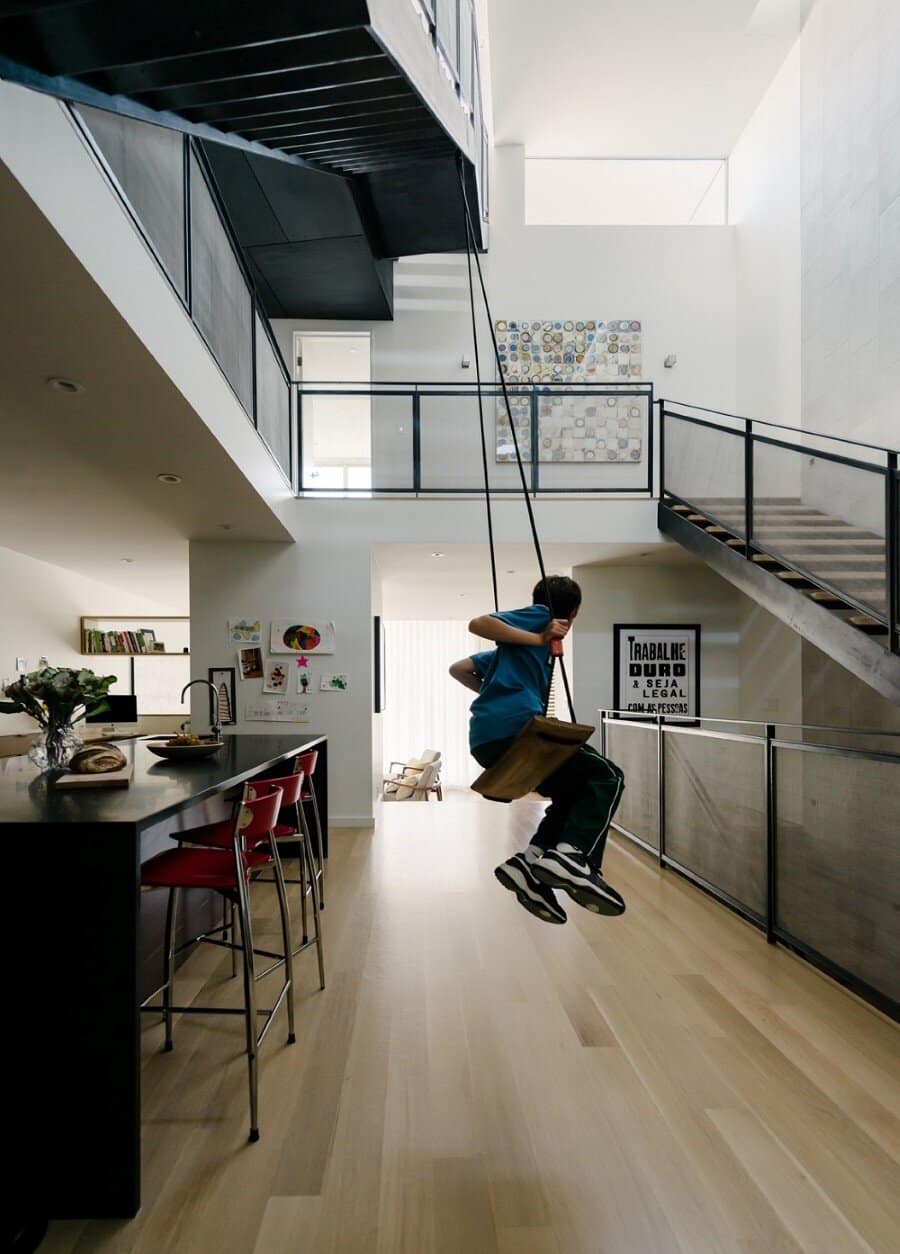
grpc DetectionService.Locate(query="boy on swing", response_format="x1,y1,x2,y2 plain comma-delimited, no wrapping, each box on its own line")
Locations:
450,575,626,925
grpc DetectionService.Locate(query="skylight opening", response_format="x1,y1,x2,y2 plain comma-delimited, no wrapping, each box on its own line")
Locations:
525,158,728,227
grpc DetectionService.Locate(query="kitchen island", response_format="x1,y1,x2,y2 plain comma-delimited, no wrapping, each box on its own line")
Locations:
2,733,326,1224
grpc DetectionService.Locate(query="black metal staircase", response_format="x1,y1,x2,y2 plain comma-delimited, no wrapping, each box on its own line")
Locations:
659,401,900,705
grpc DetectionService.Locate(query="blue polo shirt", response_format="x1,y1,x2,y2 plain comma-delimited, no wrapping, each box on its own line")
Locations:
468,604,552,749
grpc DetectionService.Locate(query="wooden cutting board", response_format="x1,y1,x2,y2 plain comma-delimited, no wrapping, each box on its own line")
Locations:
52,764,133,789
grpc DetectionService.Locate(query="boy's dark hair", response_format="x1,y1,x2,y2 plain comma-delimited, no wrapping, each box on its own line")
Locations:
532,575,582,619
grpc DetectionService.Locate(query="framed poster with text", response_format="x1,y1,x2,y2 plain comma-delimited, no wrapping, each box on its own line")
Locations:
613,624,700,721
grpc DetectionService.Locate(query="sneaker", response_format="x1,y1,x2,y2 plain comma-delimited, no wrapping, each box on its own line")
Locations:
494,854,567,925
532,849,626,916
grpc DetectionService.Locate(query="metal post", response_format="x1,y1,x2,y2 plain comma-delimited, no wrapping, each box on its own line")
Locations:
886,453,898,654
250,290,258,429
765,722,776,943
182,135,192,313
530,387,539,494
645,383,655,496
744,419,754,557
412,391,421,493
296,388,304,491
658,398,665,501
657,714,666,868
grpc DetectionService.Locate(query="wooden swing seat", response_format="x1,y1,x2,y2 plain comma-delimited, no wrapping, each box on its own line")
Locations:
472,715,596,803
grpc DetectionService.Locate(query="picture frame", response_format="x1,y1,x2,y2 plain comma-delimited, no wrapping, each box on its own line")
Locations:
151,641,166,654
208,667,237,727
237,645,264,680
612,624,700,724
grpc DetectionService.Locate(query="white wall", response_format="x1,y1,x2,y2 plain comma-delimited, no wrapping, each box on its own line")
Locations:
272,145,737,412
572,563,747,734
730,0,900,447
0,544,184,734
190,536,377,827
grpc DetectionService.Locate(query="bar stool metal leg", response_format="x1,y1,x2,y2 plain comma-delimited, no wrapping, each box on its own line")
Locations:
268,838,296,1043
235,873,260,1142
297,801,325,990
298,838,309,946
305,777,325,909
161,886,179,1052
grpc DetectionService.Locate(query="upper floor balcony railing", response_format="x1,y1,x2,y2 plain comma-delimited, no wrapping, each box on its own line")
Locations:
412,0,490,223
71,103,294,487
295,380,655,497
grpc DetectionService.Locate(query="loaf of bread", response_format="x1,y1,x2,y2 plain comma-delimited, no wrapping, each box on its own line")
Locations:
69,744,128,774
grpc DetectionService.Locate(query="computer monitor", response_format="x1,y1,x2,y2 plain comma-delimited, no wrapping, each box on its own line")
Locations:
86,694,138,724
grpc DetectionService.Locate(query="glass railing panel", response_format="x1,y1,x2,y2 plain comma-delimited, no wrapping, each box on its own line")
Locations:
77,106,186,300
664,728,766,919
370,393,414,491
664,413,745,534
419,392,528,492
458,0,474,108
538,392,650,492
775,745,899,1002
254,317,291,483
604,721,659,849
436,0,460,77
189,152,253,416
753,440,887,618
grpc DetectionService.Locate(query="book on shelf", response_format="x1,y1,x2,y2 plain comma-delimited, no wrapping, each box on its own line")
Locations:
82,627,161,655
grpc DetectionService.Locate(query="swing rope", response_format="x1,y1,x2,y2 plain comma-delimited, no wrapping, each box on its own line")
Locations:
457,160,577,722
461,172,498,613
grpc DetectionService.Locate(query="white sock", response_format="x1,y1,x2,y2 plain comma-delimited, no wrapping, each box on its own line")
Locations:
523,843,542,864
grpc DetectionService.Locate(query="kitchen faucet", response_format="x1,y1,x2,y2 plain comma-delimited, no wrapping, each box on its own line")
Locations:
180,679,223,742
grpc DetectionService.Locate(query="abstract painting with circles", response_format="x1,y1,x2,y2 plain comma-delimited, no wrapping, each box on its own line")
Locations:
493,318,644,463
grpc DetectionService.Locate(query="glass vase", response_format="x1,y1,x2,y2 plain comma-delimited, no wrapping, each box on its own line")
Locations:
28,723,82,772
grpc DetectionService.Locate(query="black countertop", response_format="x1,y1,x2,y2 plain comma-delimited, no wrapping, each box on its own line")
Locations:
0,733,325,828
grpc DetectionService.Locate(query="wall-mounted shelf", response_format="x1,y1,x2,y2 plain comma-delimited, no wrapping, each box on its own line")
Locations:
80,616,189,657
79,617,191,715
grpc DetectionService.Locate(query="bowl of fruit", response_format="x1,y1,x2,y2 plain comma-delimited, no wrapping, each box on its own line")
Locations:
145,733,224,761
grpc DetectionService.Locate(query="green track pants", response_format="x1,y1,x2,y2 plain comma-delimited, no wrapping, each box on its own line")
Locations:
472,740,625,869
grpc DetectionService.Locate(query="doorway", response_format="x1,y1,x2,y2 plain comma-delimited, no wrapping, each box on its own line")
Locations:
294,332,372,493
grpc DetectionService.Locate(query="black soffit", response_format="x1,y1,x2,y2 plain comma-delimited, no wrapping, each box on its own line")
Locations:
0,1,478,316
0,1,457,175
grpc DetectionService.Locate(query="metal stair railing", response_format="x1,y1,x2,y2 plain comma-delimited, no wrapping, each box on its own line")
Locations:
659,398,900,655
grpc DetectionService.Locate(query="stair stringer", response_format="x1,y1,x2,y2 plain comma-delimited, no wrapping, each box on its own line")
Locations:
658,503,900,706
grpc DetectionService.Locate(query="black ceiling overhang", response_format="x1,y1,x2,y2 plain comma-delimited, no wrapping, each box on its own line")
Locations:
0,0,484,318
0,0,464,176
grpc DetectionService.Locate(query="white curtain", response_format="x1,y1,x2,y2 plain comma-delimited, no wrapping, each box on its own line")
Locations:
383,620,485,787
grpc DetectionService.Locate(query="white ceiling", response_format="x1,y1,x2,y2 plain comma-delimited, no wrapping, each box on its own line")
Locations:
487,0,814,157
376,540,696,619
0,158,290,608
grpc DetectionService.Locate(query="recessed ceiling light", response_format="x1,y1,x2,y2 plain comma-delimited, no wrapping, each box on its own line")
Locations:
156,473,182,485
120,557,135,564
47,376,83,394
432,551,445,558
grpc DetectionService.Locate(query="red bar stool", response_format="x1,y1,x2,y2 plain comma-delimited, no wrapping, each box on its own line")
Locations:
182,772,324,988
140,783,293,1143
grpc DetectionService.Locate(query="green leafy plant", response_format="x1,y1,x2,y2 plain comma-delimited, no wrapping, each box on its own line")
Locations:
1,666,116,728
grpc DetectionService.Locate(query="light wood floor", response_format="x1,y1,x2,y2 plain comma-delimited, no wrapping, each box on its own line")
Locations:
46,793,899,1253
